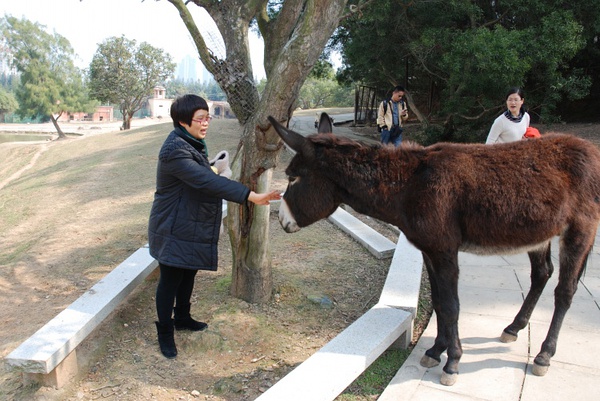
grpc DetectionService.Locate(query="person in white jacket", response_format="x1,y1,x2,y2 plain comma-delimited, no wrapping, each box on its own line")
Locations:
377,85,409,146
486,87,530,144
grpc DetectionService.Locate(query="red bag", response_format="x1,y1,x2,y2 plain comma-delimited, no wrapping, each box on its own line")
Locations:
523,127,541,139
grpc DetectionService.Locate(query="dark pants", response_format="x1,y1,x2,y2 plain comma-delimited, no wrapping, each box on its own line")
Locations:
380,127,402,147
155,263,198,324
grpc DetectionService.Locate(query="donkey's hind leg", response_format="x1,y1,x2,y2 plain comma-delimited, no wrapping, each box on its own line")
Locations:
501,242,553,343
532,228,593,376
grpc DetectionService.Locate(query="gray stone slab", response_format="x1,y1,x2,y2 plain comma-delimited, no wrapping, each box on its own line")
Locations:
459,265,523,292
584,259,600,278
581,275,600,300
512,270,599,306
381,234,600,401
527,291,600,332
328,207,396,259
458,313,529,358
5,247,158,373
395,385,486,401
458,253,511,267
500,252,533,266
379,232,423,314
255,304,412,401
458,285,524,319
416,351,527,401
529,320,600,369
521,361,600,401
380,314,527,401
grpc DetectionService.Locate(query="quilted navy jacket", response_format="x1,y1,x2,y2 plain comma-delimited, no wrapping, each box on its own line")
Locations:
148,128,250,270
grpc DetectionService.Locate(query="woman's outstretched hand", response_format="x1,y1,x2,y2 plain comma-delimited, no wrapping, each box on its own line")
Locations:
248,190,282,205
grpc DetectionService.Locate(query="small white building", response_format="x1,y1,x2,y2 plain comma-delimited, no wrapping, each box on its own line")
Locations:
147,86,236,120
148,86,173,118
209,100,236,119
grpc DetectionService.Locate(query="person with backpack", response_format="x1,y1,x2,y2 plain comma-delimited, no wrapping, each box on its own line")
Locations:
377,85,409,146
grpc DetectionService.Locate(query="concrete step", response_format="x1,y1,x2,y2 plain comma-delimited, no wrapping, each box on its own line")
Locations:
256,304,412,401
328,207,396,259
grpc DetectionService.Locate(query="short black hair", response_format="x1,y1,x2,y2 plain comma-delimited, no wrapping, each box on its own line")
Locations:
170,94,209,128
393,85,405,92
505,87,524,100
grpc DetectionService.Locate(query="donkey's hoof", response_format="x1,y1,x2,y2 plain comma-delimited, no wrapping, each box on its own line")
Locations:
500,331,518,343
532,362,549,376
420,354,440,368
440,372,458,386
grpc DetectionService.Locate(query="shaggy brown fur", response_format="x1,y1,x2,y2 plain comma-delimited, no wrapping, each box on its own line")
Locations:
269,114,600,385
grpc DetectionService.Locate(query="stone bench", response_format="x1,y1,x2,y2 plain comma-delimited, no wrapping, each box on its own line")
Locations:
5,246,158,388
328,207,396,259
378,232,424,348
256,304,413,401
256,232,423,400
5,201,232,388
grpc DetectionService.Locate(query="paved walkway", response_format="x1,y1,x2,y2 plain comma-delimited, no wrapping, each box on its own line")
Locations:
380,234,600,401
290,112,379,144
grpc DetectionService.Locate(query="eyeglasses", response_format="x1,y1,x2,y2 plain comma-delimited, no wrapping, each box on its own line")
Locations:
192,115,212,123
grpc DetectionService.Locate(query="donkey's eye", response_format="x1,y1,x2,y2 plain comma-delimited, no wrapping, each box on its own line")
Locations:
288,176,299,185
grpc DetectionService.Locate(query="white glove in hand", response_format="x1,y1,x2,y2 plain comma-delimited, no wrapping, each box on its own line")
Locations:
209,150,232,178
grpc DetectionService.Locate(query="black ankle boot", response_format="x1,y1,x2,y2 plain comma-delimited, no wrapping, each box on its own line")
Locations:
174,303,208,331
155,320,177,358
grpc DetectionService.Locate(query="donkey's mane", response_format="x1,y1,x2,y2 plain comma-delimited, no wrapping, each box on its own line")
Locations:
302,133,429,203
307,133,424,152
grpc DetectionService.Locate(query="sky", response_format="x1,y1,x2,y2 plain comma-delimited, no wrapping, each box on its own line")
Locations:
1,0,266,80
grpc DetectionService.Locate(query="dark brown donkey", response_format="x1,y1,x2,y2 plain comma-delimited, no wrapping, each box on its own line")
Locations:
268,114,600,386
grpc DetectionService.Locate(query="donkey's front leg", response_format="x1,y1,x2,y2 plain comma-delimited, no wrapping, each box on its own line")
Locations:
421,251,462,386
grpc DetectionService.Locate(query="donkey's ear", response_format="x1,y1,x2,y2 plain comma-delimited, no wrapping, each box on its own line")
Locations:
268,116,314,157
317,112,333,134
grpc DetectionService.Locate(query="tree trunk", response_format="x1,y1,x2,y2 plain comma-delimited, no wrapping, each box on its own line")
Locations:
122,112,131,130
169,0,348,303
50,114,67,139
404,91,428,127
228,169,274,302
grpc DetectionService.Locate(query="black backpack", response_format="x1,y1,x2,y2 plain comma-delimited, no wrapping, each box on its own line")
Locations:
382,98,406,115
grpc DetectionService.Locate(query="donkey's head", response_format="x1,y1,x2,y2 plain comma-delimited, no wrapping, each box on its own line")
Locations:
269,115,340,233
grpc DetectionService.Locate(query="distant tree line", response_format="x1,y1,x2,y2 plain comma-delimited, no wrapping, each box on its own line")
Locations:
0,15,351,135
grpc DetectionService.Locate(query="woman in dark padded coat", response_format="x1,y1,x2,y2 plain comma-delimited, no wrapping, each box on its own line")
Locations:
148,94,281,358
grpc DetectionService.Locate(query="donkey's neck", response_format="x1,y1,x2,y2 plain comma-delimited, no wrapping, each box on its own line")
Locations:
324,144,422,222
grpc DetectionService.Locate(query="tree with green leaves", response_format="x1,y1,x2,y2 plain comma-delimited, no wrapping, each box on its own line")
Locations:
0,87,18,122
88,36,176,130
298,59,354,109
334,0,598,141
1,15,96,138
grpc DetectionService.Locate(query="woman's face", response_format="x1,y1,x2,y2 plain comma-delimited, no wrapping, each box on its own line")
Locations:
180,109,211,140
506,94,524,115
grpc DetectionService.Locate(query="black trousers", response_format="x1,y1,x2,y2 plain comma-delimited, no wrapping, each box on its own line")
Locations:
155,263,198,324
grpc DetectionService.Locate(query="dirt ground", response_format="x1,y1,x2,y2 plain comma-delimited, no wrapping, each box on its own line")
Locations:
0,116,406,401
0,117,598,401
